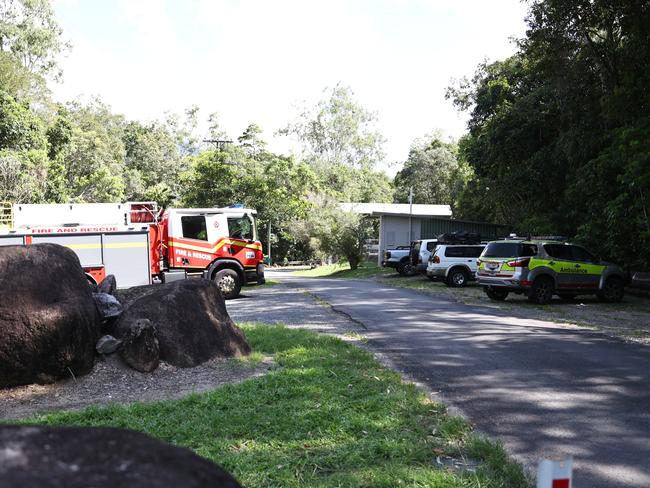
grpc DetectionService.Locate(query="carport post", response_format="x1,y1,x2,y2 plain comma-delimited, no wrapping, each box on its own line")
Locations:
408,187,413,241
377,214,383,267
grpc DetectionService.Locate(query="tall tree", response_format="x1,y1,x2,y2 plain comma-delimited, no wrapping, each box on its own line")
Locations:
280,84,385,170
56,98,125,202
393,134,471,208
280,85,392,203
238,123,266,157
122,120,183,204
0,88,48,202
0,0,67,78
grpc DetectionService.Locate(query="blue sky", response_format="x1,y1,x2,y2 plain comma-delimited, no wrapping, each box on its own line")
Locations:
51,0,528,174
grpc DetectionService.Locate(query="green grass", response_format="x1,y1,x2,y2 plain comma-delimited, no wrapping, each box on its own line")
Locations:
19,325,529,488
293,262,393,279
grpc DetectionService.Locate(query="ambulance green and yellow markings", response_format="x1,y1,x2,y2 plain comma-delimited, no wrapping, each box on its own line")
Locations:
528,258,604,275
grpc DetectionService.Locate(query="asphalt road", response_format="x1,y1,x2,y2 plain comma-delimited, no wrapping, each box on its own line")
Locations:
265,272,650,488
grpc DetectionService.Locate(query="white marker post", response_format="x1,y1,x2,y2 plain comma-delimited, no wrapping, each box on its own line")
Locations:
537,457,573,488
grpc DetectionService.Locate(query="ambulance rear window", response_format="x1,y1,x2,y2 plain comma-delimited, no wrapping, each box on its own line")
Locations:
544,244,572,260
483,242,537,258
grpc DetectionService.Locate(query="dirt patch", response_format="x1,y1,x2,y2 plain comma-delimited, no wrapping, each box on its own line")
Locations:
0,354,273,421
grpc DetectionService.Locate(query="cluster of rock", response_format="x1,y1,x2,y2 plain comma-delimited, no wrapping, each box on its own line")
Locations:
0,243,251,388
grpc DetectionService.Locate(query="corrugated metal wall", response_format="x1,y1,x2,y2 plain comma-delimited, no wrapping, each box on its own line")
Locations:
420,218,509,240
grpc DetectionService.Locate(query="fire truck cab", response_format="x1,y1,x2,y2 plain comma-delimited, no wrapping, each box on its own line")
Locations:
161,206,265,298
0,202,265,299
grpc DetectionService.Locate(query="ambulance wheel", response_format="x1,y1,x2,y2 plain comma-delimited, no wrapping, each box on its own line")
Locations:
485,287,509,301
528,276,554,305
213,269,242,299
597,277,624,303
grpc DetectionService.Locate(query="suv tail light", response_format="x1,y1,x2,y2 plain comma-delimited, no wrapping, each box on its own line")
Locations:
432,255,440,264
506,257,531,268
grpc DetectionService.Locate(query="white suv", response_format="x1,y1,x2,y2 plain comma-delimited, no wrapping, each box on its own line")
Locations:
426,244,486,287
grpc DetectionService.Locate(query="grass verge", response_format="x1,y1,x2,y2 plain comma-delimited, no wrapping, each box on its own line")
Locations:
20,325,529,487
293,262,393,279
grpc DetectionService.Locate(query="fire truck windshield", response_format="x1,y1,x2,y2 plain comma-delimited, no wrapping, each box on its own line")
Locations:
227,216,254,240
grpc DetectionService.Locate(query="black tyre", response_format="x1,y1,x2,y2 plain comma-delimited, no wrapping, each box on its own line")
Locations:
597,277,624,303
213,268,242,299
446,268,469,287
485,287,509,301
528,276,554,305
397,261,416,276
85,273,98,288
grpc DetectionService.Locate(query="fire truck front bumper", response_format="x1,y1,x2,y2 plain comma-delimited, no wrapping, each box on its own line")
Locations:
246,263,265,285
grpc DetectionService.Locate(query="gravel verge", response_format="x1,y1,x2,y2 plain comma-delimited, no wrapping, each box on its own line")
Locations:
0,354,272,421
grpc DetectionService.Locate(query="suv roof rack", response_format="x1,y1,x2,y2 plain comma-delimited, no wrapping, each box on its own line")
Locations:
498,234,569,242
499,234,526,240
436,232,481,245
530,235,569,241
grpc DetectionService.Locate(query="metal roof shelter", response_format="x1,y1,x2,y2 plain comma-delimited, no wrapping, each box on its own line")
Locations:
339,202,509,265
339,203,452,218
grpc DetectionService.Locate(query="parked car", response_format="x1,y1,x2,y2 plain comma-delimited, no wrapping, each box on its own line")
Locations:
476,237,626,304
410,239,439,273
381,245,416,276
426,244,486,286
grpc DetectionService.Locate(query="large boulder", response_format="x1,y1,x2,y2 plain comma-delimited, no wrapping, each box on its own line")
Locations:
0,425,242,488
0,244,101,388
114,279,250,368
120,319,159,372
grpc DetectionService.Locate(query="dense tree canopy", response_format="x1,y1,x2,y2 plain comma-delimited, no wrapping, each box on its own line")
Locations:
448,0,650,269
393,134,471,209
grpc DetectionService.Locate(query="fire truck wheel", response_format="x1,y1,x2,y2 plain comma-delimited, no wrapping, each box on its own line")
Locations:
213,269,242,300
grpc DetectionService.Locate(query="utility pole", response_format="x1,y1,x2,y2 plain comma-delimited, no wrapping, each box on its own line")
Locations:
203,139,236,166
267,220,272,266
408,187,413,242
203,139,233,151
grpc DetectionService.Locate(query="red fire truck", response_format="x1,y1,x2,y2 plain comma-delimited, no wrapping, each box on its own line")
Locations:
0,202,265,299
